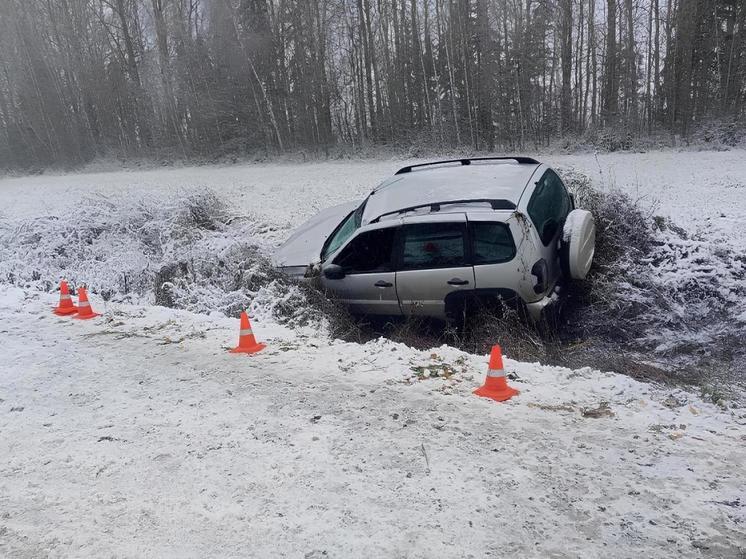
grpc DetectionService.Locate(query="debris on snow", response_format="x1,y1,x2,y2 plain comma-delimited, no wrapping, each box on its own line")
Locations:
580,402,615,418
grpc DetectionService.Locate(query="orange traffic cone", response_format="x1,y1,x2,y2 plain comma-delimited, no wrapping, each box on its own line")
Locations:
53,280,78,316
473,345,519,402
73,287,100,320
229,311,266,354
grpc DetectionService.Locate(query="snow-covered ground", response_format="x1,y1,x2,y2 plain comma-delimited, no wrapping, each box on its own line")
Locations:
1,286,745,557
1,150,745,239
1,151,745,557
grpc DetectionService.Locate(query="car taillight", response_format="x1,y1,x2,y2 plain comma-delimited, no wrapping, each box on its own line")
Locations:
531,259,548,294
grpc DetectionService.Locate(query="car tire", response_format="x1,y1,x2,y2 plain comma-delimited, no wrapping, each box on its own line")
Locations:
560,209,596,280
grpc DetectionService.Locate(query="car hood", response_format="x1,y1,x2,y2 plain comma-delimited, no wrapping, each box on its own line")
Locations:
273,200,360,268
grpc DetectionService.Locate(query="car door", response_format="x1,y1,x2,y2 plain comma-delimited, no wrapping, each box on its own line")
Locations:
468,214,531,299
526,169,572,289
394,215,475,318
323,226,401,315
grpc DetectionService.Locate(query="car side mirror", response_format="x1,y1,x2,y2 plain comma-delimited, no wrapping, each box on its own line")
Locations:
323,264,345,280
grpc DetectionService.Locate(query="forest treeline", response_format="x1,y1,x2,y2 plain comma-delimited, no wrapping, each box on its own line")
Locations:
0,0,744,170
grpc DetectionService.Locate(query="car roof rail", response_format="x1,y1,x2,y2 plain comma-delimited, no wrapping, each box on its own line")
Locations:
395,156,540,175
369,198,516,223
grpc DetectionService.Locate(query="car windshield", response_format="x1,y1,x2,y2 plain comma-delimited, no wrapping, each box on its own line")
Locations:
321,202,365,261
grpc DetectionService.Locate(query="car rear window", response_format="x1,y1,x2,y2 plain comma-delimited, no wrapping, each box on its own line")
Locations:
470,222,516,264
400,223,466,270
527,169,572,245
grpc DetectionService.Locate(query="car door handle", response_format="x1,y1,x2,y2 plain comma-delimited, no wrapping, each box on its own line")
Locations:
374,280,393,288
447,278,470,286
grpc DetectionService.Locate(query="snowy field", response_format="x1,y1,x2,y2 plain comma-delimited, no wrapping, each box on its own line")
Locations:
1,150,745,239
1,151,746,557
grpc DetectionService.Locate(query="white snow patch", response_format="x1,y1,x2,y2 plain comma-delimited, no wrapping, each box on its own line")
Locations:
0,285,744,556
0,285,26,312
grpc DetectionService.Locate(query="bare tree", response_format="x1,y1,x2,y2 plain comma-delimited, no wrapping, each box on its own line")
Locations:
0,0,744,171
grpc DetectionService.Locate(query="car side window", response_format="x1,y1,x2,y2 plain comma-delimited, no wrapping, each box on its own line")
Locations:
332,228,396,273
527,170,572,245
470,222,516,264
400,223,466,270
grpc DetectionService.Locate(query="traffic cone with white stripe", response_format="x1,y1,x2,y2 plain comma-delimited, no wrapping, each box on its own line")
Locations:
473,345,519,402
53,280,78,316
230,311,266,354
72,287,100,320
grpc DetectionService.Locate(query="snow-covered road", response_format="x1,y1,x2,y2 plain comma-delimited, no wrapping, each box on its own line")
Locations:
1,286,745,557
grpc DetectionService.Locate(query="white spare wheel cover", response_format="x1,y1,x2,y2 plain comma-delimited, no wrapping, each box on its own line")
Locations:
562,209,596,280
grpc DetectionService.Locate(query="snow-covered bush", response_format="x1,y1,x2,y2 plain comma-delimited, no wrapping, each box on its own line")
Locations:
688,119,746,150
0,188,358,336
559,168,746,387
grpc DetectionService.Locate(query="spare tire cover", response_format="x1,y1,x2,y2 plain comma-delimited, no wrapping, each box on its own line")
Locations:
561,209,596,280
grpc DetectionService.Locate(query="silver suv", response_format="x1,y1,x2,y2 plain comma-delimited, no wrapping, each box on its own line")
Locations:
274,157,595,321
